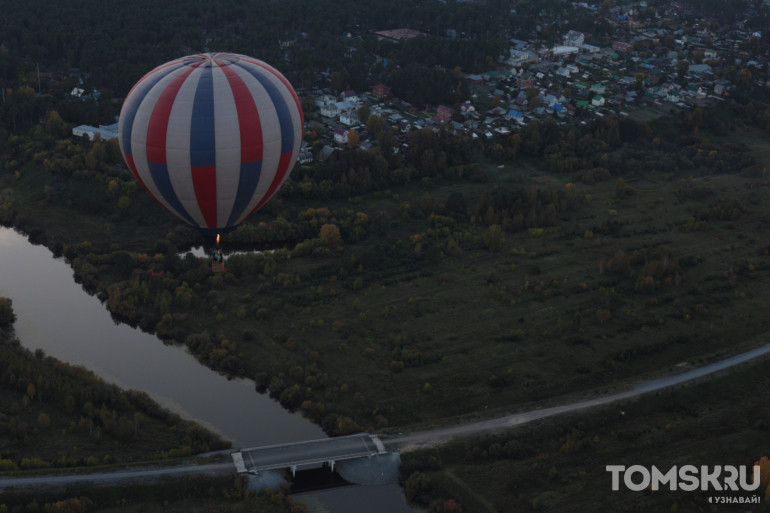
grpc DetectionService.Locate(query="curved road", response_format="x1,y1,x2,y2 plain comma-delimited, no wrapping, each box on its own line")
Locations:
386,343,770,451
1,343,769,489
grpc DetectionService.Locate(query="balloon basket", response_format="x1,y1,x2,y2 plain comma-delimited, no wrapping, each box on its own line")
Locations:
212,260,225,274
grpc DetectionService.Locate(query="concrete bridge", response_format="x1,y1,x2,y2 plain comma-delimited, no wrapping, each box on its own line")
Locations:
231,433,387,476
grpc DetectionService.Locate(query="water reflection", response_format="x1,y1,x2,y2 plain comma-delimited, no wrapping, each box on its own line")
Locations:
0,227,415,512
0,228,324,448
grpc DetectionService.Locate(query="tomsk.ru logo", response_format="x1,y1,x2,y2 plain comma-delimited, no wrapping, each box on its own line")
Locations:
606,465,761,492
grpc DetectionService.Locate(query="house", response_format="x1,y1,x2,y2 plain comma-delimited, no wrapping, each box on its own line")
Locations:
340,108,359,126
372,83,389,99
437,105,454,122
591,95,605,107
563,30,585,47
590,84,607,95
315,94,336,108
688,63,713,76
506,49,538,67
612,41,633,54
552,46,579,58
298,150,314,164
318,145,336,162
516,72,536,88
321,101,341,118
460,101,476,115
72,123,119,141
333,126,349,144
543,94,559,107
374,28,425,42
342,89,359,104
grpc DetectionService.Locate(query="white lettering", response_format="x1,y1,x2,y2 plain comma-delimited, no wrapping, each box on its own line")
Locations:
679,465,699,491
606,465,625,491
722,465,739,491
739,465,761,491
625,465,650,491
651,465,678,491
700,465,722,491
609,464,761,492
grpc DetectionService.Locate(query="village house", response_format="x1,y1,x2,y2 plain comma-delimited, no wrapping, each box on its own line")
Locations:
72,123,119,141
340,107,359,126
437,105,454,122
333,126,349,144
372,83,389,99
342,89,359,104
563,30,585,47
373,28,425,42
321,100,341,119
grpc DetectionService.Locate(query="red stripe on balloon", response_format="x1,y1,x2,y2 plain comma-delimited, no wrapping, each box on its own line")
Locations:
217,62,263,163
146,64,199,164
191,165,218,229
247,151,293,217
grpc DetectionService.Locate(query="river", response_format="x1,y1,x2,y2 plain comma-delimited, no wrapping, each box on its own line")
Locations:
0,227,413,512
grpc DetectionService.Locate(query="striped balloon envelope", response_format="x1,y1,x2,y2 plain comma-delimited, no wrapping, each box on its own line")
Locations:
118,53,303,237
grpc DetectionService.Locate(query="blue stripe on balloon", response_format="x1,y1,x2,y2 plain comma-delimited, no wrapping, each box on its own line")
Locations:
189,65,216,167
226,160,263,227
120,63,186,158
147,161,197,226
232,62,294,154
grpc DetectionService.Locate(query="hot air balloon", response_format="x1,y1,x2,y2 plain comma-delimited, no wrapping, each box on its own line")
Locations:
118,53,303,244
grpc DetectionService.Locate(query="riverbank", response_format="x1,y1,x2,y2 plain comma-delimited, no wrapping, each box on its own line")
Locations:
3,117,770,440
0,299,229,470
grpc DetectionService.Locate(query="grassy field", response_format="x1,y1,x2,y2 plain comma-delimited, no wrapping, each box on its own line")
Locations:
399,355,770,512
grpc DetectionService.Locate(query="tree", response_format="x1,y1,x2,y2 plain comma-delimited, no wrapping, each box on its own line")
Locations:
677,60,689,81
405,472,433,505
37,413,51,430
614,178,627,198
44,111,68,137
366,114,383,137
0,298,14,326
358,104,370,123
482,225,505,251
347,128,360,148
318,224,342,248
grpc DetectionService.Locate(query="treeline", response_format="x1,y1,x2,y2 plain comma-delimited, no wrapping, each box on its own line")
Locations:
382,36,505,74
388,64,470,108
0,0,514,96
288,126,480,200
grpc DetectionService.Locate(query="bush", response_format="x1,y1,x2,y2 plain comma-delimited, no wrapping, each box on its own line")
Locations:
0,298,15,326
